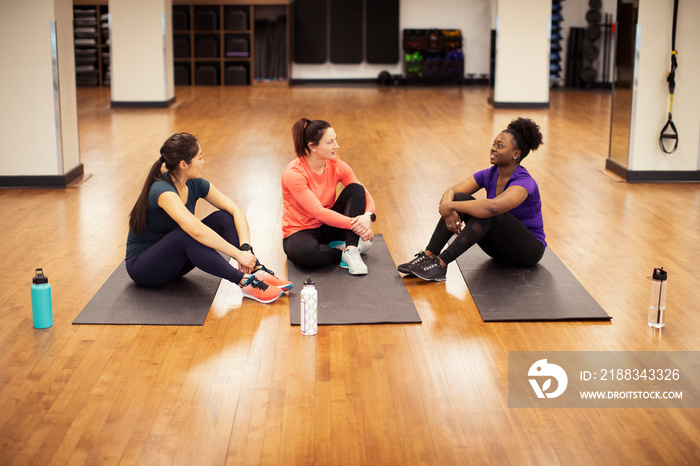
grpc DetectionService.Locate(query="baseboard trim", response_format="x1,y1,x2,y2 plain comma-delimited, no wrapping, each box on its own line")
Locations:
290,77,490,86
492,101,550,109
0,164,85,188
605,159,700,183
291,78,378,86
110,97,175,108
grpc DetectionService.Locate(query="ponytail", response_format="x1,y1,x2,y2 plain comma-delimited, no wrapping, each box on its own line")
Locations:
292,117,331,157
128,132,200,234
128,158,166,234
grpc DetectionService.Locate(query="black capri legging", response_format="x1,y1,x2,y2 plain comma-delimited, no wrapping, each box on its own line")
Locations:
426,193,545,267
283,183,366,269
126,210,248,287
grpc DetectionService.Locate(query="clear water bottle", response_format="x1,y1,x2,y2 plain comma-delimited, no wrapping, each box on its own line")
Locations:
31,268,53,329
647,267,667,328
300,276,317,336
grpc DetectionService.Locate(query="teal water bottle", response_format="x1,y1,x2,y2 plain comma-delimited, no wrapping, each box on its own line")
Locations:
31,268,53,329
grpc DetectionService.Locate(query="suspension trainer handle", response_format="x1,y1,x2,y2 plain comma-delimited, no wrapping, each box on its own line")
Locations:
660,0,680,154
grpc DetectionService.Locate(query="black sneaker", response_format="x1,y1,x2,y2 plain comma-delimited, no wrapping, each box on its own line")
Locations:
397,251,428,275
409,256,447,282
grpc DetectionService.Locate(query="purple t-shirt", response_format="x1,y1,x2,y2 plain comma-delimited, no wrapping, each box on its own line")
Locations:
473,165,546,246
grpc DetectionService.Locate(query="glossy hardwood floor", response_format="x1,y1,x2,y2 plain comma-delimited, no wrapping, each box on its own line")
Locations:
1,85,699,465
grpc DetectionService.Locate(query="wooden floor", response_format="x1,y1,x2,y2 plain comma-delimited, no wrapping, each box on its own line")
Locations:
1,85,699,465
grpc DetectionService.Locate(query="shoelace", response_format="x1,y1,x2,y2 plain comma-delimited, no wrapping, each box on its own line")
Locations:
245,276,269,290
346,248,363,261
411,252,426,264
255,264,277,277
422,258,440,270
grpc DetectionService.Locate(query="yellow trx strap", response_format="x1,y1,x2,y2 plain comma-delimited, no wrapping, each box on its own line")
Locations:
659,2,679,154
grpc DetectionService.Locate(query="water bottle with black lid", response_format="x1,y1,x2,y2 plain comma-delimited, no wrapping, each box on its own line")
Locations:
647,267,667,328
31,268,53,329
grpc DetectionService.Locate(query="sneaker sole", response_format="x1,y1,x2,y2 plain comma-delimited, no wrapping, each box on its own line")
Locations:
411,269,446,282
242,290,284,304
340,260,368,275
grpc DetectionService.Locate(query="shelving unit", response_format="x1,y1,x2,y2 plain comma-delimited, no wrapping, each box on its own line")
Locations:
73,2,110,87
403,29,464,84
173,1,289,87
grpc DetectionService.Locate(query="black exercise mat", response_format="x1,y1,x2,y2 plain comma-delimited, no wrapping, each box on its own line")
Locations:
73,261,221,325
456,247,611,322
288,235,422,325
293,0,327,63
366,0,400,64
330,0,363,64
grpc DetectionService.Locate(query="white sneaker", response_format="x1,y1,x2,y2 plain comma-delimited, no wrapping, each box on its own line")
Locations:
340,247,368,275
357,238,373,255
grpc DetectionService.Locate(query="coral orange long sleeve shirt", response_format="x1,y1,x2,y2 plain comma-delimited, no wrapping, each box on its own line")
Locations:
281,156,375,238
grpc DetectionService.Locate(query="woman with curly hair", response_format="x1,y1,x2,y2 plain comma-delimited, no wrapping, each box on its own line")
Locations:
397,117,546,281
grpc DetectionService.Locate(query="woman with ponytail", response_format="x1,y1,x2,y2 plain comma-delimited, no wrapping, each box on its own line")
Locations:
397,118,547,281
281,118,376,275
126,132,291,303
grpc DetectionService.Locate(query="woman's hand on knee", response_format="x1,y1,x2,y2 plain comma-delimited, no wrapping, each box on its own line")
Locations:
351,214,372,234
439,200,456,218
444,212,462,234
350,216,373,241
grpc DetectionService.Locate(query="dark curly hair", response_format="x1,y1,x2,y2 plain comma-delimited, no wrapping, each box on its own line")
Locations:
504,118,543,160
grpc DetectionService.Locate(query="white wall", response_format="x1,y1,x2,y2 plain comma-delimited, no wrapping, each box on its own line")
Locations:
291,0,491,80
630,0,700,172
110,0,174,103
55,0,81,173
0,0,80,177
493,0,551,105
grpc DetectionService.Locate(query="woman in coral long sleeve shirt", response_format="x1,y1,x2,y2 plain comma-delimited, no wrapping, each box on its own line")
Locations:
282,118,376,275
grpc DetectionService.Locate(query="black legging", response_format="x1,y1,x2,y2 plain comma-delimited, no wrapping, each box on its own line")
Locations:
126,210,250,287
283,183,366,269
426,193,545,267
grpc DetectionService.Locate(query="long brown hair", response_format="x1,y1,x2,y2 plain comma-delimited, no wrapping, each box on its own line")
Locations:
292,118,332,157
128,132,200,234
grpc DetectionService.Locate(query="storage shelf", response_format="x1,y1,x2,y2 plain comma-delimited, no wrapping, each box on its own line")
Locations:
73,3,110,87
173,1,289,86
73,1,288,88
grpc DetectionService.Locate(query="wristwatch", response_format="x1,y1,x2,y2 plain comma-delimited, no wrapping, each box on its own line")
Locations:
366,212,376,222
240,243,253,252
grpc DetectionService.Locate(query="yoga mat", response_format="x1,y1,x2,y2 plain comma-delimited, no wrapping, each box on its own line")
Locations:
330,0,363,64
366,0,400,64
456,247,611,322
288,235,422,325
73,261,225,326
293,0,327,64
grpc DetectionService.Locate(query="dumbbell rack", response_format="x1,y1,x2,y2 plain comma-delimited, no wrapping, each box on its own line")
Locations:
403,29,464,84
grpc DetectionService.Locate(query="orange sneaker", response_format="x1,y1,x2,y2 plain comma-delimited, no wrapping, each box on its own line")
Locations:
253,265,293,291
241,275,283,303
